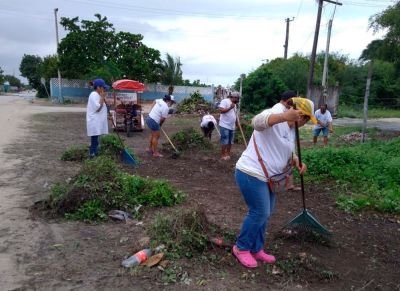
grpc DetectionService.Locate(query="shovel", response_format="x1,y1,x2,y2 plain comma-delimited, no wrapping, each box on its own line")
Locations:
161,128,181,158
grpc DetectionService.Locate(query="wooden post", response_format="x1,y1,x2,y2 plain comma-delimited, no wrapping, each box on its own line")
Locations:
362,61,373,143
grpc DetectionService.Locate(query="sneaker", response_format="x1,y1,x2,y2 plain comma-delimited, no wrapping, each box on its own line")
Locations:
232,245,257,268
252,250,276,264
152,152,163,158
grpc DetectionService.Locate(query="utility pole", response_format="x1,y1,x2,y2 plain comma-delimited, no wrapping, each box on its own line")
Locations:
307,0,342,98
54,8,63,103
283,17,294,59
362,61,373,143
238,73,245,115
321,19,333,104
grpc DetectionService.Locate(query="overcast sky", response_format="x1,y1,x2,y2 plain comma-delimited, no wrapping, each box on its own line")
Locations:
0,0,394,86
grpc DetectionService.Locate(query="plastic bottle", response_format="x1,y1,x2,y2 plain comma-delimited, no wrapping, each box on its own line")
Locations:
121,248,152,268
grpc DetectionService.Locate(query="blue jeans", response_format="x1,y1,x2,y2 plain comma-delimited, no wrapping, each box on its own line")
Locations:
220,126,235,145
235,169,276,252
90,135,99,157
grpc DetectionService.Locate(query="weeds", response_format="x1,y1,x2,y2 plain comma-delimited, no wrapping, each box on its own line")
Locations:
150,208,233,259
60,134,138,162
166,128,212,151
48,156,185,220
61,145,89,161
302,137,400,213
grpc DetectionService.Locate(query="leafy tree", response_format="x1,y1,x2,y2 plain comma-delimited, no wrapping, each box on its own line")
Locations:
363,2,400,68
58,14,162,83
240,65,287,113
19,54,43,90
160,53,183,87
4,75,22,88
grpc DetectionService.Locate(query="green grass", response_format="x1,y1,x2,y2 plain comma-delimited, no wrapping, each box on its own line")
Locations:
301,137,400,213
338,104,400,118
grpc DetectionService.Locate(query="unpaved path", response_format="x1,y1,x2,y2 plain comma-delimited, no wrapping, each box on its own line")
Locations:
0,95,85,290
334,117,400,131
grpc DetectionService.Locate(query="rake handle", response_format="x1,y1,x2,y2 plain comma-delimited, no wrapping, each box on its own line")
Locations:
236,114,248,148
293,105,306,210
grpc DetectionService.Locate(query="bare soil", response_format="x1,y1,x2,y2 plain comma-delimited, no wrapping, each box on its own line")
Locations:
3,107,400,290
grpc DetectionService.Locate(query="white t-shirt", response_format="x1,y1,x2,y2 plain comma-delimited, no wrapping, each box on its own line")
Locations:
149,99,169,124
236,103,295,182
86,91,108,137
219,98,237,130
314,109,332,129
200,114,217,127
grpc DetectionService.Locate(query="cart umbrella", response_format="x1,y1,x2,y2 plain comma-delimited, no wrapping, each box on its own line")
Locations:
112,79,145,92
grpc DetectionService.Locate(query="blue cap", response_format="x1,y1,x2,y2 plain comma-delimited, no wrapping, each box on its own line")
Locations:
93,79,110,90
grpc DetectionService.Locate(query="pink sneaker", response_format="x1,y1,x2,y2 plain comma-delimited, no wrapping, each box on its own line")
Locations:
232,245,258,268
252,250,276,264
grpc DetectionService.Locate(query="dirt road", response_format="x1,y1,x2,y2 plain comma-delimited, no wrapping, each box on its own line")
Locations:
333,117,400,131
0,95,85,290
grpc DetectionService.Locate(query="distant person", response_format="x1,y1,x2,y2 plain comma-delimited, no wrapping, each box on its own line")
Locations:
219,92,240,160
200,112,217,140
86,79,110,158
145,95,175,157
313,104,333,146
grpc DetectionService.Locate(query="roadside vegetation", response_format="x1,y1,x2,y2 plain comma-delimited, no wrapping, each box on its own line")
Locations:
302,137,400,213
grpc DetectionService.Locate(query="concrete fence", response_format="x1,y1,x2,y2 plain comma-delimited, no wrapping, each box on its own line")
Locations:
50,78,214,103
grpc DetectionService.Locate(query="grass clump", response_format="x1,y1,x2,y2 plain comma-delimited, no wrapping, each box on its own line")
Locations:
150,208,235,259
60,134,138,163
302,137,400,213
48,156,185,220
166,127,212,151
61,145,89,161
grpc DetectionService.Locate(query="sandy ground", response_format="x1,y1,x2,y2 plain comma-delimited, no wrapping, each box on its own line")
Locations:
0,95,85,290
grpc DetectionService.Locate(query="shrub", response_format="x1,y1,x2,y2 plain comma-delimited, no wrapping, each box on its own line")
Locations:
167,127,212,151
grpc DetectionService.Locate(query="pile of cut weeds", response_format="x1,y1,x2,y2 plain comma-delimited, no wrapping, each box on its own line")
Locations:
150,207,235,259
43,156,185,221
176,91,215,114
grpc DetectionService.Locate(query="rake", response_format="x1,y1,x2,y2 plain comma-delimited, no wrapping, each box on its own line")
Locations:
283,119,331,236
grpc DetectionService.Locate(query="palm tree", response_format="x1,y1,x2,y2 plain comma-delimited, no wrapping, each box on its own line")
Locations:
160,53,183,89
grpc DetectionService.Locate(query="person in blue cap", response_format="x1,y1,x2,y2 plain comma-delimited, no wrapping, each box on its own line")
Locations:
86,79,110,158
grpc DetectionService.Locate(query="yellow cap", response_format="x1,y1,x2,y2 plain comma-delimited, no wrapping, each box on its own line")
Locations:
291,97,318,125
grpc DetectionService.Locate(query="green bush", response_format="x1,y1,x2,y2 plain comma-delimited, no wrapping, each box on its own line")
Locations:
302,138,400,213
168,127,212,151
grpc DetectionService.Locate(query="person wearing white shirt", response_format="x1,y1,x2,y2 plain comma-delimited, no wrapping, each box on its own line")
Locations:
232,91,317,269
86,79,110,158
313,104,333,146
200,113,217,140
145,95,175,157
219,92,240,160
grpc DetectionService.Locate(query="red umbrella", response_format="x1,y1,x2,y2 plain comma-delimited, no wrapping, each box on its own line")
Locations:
112,79,145,92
